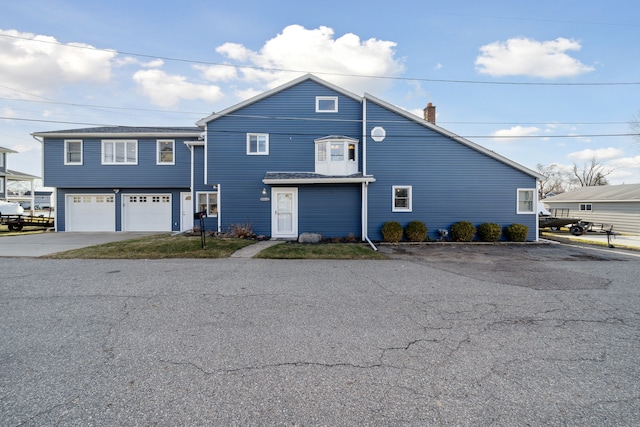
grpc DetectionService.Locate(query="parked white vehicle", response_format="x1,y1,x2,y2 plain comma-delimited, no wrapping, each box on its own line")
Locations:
0,201,25,215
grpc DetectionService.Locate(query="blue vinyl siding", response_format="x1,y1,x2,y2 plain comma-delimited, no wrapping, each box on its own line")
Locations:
192,144,218,231
365,100,538,241
207,79,362,237
298,184,361,238
43,138,191,188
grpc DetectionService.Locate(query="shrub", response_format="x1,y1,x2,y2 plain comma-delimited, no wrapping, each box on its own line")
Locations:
381,221,403,243
505,223,529,242
227,222,255,239
477,223,502,242
404,220,428,242
450,221,476,242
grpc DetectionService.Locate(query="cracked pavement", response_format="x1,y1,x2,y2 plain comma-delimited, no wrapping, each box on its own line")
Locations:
1,243,639,425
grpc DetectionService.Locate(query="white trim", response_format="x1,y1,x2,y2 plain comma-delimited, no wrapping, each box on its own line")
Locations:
156,139,175,165
195,190,218,217
392,185,412,212
315,96,338,113
246,133,269,155
101,140,138,165
516,188,536,214
64,139,83,165
263,176,375,185
579,203,593,211
0,177,4,193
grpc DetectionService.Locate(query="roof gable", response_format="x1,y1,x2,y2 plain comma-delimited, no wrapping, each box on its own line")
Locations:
363,93,544,180
196,74,361,126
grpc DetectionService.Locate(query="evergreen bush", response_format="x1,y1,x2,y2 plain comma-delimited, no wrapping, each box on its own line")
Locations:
477,223,502,242
381,221,403,243
404,220,428,242
450,221,476,242
505,223,529,242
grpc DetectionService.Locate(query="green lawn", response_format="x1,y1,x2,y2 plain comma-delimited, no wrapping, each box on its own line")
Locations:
255,241,387,259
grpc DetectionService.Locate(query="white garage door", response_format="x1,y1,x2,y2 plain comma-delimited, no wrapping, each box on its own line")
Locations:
66,194,116,231
122,194,172,231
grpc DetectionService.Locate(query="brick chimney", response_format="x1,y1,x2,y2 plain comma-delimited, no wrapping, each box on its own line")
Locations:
423,102,436,124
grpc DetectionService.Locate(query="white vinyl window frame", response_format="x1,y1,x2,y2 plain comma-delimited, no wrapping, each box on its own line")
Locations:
579,203,593,211
0,153,4,168
517,188,535,214
196,191,218,217
246,133,269,155
392,185,412,212
64,139,83,165
315,96,338,113
0,178,4,193
102,140,138,165
157,139,175,165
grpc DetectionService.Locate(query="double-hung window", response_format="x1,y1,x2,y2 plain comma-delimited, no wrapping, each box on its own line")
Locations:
64,140,83,165
393,186,412,212
197,191,218,216
102,140,137,164
517,188,535,214
247,133,269,155
157,140,175,165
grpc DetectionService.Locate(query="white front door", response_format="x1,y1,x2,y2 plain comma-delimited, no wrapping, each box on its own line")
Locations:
180,192,192,232
272,188,298,238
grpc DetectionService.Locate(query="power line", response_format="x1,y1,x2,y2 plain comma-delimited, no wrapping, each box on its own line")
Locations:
2,33,639,86
4,116,638,139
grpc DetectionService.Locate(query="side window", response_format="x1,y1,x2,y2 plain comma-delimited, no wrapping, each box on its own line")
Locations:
517,188,535,214
197,192,218,216
316,96,338,113
157,140,175,165
64,140,83,165
392,186,412,212
579,203,592,211
246,133,269,155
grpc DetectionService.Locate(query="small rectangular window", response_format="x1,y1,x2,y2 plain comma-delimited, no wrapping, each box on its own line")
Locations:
330,142,344,161
64,140,83,165
157,140,175,165
317,142,326,162
517,188,535,214
247,133,269,155
316,96,338,112
579,203,592,211
392,186,412,212
197,192,218,216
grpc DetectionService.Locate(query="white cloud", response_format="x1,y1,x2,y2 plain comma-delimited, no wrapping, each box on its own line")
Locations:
610,155,640,168
210,25,405,97
475,37,594,78
1,107,17,119
0,28,116,97
492,125,540,141
142,59,164,68
195,64,238,82
132,69,223,107
568,147,624,161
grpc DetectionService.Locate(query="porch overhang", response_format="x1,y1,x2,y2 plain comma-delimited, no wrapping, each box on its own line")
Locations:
263,172,375,185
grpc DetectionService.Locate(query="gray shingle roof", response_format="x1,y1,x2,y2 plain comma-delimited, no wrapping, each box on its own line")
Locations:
33,126,202,137
544,184,640,202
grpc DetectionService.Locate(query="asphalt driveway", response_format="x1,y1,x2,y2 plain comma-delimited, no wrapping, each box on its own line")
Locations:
1,244,638,425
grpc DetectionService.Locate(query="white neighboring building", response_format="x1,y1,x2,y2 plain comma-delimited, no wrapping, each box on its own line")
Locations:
543,184,640,235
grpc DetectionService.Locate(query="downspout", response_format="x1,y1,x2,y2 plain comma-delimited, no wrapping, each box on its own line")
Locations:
361,98,377,251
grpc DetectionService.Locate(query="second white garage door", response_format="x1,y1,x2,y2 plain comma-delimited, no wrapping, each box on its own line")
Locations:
122,194,172,231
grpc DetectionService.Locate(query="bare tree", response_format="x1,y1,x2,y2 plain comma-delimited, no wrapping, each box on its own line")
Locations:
569,158,612,188
536,163,566,199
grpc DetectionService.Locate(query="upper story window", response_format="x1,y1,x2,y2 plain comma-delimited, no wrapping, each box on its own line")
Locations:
316,96,338,113
157,140,175,165
393,186,412,212
579,203,592,211
314,136,358,176
517,188,535,214
64,140,83,165
247,133,269,155
102,140,137,165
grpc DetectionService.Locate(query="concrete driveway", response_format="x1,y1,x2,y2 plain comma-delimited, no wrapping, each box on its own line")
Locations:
1,244,639,425
0,232,161,257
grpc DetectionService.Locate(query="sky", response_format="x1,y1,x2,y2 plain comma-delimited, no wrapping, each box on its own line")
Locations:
1,0,639,188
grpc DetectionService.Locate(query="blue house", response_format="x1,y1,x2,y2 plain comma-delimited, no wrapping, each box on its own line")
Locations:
35,74,543,240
